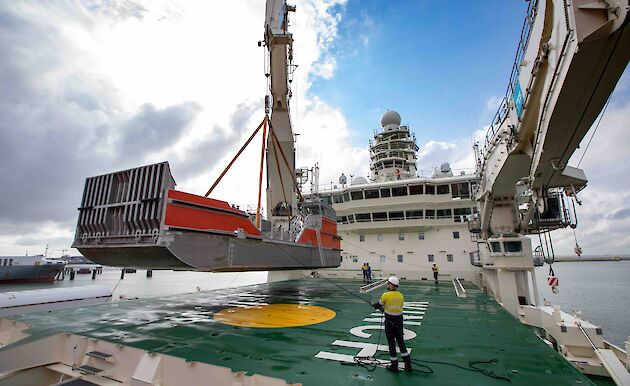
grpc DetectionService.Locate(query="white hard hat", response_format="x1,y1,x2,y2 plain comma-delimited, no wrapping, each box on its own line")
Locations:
387,276,400,286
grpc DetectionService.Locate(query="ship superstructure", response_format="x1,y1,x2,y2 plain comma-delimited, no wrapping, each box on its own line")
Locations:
312,111,481,283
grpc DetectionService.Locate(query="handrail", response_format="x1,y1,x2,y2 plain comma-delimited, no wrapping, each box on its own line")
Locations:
480,0,539,158
452,278,467,298
360,278,388,293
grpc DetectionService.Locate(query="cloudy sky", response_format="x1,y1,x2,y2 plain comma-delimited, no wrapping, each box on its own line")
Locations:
0,0,628,257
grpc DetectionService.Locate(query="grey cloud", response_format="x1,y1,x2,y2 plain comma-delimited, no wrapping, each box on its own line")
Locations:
0,2,202,240
118,102,201,157
14,235,74,247
172,101,260,180
609,208,630,220
84,0,147,21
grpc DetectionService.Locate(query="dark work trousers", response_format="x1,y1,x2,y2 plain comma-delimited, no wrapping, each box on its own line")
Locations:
433,271,438,281
362,270,368,282
384,315,408,360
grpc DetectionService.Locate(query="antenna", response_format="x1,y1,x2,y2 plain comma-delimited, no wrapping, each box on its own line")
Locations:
310,163,320,195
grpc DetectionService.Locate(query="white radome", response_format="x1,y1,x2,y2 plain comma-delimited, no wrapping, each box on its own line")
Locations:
380,110,401,128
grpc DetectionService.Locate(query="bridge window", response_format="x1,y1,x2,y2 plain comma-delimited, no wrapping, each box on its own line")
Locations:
372,212,387,221
454,208,472,223
359,235,365,242
336,216,347,224
391,186,408,197
437,185,450,194
418,232,425,240
2,259,6,266
321,195,332,205
428,254,434,262
453,231,460,239
9,259,13,266
380,187,391,198
490,242,502,252
406,210,422,219
398,233,405,241
397,254,404,262
409,184,424,195
447,254,454,262
389,211,404,221
343,192,350,202
352,255,358,262
451,182,470,199
426,185,435,194
504,241,523,253
356,213,371,222
333,194,344,204
347,215,355,223
436,209,452,219
425,209,435,219
365,189,380,199
350,191,364,200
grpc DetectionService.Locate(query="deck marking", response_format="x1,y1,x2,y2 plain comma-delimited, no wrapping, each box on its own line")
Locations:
214,304,335,328
350,325,417,339
315,340,412,365
315,300,429,367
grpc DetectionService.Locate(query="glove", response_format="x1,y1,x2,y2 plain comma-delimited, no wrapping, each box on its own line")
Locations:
372,302,384,312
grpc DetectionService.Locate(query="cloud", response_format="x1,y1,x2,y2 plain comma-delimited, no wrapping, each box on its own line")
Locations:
0,0,352,256
118,102,201,157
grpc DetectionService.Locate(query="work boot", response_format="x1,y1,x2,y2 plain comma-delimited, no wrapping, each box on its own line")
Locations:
403,356,412,372
386,360,399,373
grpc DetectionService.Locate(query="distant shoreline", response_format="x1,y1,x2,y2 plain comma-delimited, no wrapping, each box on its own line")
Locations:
554,257,630,262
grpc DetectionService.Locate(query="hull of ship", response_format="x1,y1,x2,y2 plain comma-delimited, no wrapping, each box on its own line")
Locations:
0,265,63,284
78,229,341,271
72,162,341,272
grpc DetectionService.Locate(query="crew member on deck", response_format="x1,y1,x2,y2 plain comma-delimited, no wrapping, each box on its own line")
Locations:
372,276,411,372
366,263,372,282
361,262,369,283
432,263,439,283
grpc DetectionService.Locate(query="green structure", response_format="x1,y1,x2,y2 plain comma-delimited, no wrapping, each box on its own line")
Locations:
1,279,602,385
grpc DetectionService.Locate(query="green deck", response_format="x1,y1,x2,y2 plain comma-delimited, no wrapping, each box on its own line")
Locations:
5,279,595,385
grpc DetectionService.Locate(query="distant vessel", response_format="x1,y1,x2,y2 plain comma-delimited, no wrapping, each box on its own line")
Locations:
0,255,65,283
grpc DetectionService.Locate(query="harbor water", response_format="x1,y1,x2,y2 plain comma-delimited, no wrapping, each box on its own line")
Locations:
535,260,630,347
0,262,627,346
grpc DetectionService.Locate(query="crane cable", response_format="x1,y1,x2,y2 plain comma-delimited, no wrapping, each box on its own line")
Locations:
577,94,611,168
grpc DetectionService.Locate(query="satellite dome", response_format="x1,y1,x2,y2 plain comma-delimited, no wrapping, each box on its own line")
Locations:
338,173,347,185
351,176,369,185
380,110,401,128
440,162,451,173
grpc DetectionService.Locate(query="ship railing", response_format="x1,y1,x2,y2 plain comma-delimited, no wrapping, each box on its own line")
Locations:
469,250,482,267
480,0,538,159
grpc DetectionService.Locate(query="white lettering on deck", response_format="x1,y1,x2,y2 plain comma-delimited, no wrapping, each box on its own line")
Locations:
315,301,429,366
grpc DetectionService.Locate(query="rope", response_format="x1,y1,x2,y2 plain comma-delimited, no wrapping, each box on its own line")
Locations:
109,271,124,300
262,240,373,305
267,120,304,202
255,117,268,228
205,118,266,197
577,94,611,167
270,128,289,206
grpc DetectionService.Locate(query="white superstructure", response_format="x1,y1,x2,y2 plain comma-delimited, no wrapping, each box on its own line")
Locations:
312,111,481,283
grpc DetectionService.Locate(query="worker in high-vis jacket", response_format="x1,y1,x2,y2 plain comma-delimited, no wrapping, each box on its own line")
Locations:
372,276,411,372
432,263,439,283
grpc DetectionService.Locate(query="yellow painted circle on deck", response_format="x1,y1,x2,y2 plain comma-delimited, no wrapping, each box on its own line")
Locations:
214,304,336,328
